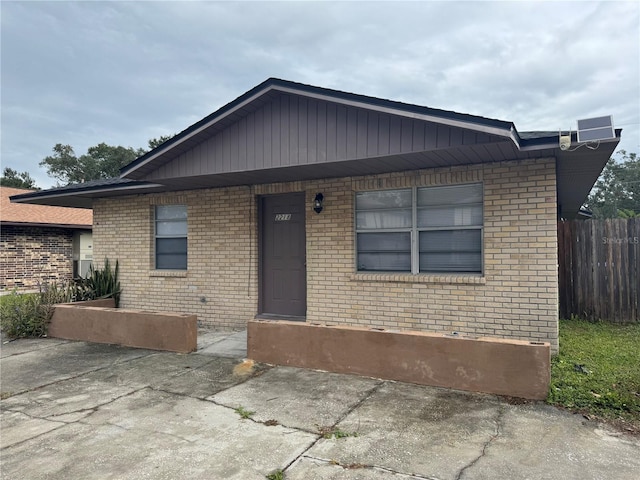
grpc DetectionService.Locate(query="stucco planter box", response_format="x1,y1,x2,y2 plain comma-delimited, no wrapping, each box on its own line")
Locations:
49,304,197,353
248,320,551,400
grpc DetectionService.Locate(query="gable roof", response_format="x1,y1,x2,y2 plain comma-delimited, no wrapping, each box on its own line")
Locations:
10,78,620,219
120,78,520,180
1,186,92,229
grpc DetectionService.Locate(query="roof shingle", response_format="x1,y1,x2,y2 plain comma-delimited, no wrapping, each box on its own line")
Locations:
1,186,92,228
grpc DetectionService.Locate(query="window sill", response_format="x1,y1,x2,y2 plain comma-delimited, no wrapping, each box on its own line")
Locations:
150,270,188,278
350,273,486,285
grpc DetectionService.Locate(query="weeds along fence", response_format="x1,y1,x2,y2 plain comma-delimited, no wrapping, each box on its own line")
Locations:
558,219,639,323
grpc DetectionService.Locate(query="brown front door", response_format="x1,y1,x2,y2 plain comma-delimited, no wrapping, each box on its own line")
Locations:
260,193,306,318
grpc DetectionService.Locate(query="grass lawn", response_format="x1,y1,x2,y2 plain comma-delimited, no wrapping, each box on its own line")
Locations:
548,318,640,433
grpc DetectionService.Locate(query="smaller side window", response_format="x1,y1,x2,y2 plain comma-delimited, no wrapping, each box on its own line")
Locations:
155,205,187,270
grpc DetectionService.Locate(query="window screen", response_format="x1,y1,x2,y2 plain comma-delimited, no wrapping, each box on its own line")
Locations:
355,184,482,274
155,205,187,270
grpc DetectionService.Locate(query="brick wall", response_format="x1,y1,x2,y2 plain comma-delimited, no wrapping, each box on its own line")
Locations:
93,157,559,349
0,226,74,291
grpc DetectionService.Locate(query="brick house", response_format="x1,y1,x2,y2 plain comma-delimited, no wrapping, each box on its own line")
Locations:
1,186,93,292
11,79,620,351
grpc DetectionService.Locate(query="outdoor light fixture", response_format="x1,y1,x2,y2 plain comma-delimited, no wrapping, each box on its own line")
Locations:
313,193,324,214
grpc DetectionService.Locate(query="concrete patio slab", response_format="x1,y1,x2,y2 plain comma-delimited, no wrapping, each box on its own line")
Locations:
1,334,638,480
0,341,152,395
210,366,382,433
286,456,426,479
1,337,69,358
197,329,247,358
2,388,316,480
465,402,640,480
306,381,502,479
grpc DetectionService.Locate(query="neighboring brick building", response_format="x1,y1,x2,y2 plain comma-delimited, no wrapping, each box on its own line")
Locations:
1,186,93,292
11,79,620,351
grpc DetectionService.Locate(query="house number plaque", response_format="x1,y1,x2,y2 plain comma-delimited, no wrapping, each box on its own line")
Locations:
274,213,292,221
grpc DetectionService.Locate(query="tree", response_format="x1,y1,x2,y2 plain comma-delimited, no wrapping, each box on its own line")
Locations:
147,134,174,150
40,134,176,186
40,143,141,185
0,167,39,189
586,150,639,218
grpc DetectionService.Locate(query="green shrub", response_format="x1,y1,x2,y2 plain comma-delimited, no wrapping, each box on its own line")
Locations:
86,258,121,306
0,292,45,338
0,258,121,339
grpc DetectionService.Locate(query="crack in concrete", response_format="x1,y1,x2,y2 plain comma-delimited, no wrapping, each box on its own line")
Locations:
302,453,441,479
2,386,149,424
455,405,505,480
279,380,386,475
0,421,69,451
1,351,154,399
0,339,72,359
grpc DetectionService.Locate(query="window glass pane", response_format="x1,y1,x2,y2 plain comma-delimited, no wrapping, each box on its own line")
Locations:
156,238,187,254
417,184,482,207
419,230,481,272
358,253,411,272
357,232,411,272
156,253,188,270
156,235,187,270
419,252,482,273
156,205,187,220
157,221,188,236
356,190,412,209
356,209,412,229
358,232,411,251
417,205,483,228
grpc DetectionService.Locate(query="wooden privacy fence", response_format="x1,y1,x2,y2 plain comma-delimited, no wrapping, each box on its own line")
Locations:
558,219,639,323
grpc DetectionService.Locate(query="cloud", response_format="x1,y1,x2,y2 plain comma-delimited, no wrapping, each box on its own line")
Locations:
1,1,638,189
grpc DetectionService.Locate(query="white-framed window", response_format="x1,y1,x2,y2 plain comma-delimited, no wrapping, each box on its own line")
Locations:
355,183,483,274
155,205,187,270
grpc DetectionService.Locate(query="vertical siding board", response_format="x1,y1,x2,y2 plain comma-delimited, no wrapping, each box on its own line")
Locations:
436,125,451,148
388,116,401,154
378,113,390,155
222,129,232,172
182,146,193,176
346,106,358,160
289,96,299,165
336,104,347,161
271,100,281,166
263,102,273,168
367,112,379,157
356,109,368,158
246,110,255,170
214,133,224,173
279,95,290,166
462,130,476,146
425,123,438,149
307,99,318,163
238,117,247,171
298,97,308,164
317,100,327,162
400,118,413,153
326,102,337,162
254,107,264,170
229,122,240,171
412,119,425,151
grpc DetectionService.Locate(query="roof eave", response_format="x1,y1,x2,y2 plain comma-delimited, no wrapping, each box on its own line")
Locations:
10,181,166,209
1,221,92,230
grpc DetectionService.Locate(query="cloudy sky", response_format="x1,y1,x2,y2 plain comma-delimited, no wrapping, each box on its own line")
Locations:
2,0,638,189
